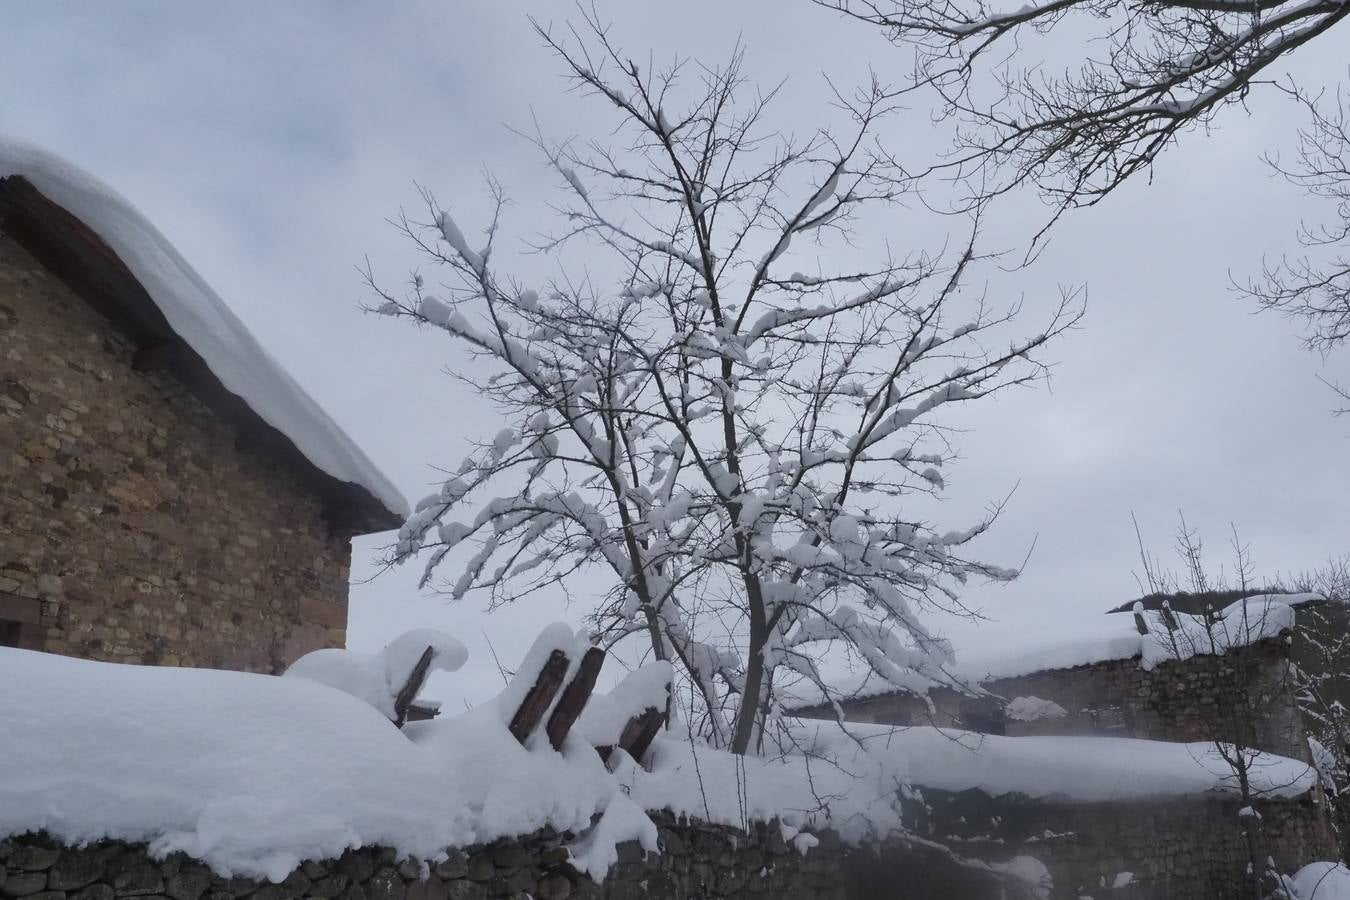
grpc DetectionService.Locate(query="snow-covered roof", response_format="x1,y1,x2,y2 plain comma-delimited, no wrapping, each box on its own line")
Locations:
788,592,1317,709
0,136,408,528
0,647,1316,881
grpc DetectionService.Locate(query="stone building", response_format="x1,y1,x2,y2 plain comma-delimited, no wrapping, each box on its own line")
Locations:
789,591,1319,759
0,142,407,673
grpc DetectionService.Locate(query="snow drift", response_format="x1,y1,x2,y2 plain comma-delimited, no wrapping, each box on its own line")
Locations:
0,643,1317,881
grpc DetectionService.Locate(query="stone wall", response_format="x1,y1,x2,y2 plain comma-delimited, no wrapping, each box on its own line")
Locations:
904,787,1338,899
0,820,863,900
799,639,1306,759
0,229,351,672
2,793,1334,900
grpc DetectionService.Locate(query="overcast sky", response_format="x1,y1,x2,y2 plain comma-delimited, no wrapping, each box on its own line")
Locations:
3,2,1346,708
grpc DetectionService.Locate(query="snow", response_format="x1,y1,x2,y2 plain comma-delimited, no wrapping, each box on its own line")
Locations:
989,856,1051,898
576,661,673,748
1006,696,1068,721
1284,862,1350,899
789,721,1316,805
0,645,1317,883
0,136,407,520
0,643,615,881
283,628,468,720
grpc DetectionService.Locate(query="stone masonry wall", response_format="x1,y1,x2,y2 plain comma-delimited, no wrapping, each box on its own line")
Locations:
906,788,1338,899
802,640,1306,759
984,641,1305,757
1,794,1335,900
0,819,860,900
0,229,351,672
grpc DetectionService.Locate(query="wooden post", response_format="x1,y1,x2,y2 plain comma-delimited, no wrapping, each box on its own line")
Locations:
546,646,606,751
619,706,667,764
508,649,570,744
1160,600,1179,632
391,646,436,729
1133,601,1149,636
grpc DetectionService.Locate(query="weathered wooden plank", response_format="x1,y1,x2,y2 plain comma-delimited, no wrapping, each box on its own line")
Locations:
391,646,436,729
618,706,667,765
546,646,606,750
508,648,570,744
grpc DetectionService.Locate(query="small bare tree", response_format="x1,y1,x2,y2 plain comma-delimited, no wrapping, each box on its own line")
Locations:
1136,516,1319,896
370,14,1080,756
1285,554,1350,857
1243,81,1350,413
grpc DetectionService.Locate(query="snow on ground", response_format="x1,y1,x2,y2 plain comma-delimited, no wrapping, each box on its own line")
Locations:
789,593,1316,707
0,136,408,519
0,639,1317,882
1283,862,1350,899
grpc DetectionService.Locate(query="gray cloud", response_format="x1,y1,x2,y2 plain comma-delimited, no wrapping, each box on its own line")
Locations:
4,1,1345,706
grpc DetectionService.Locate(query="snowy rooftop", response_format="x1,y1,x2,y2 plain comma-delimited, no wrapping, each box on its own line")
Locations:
0,643,1316,881
787,592,1320,708
0,136,408,526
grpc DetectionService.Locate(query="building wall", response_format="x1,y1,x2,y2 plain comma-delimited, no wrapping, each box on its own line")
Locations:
0,230,351,673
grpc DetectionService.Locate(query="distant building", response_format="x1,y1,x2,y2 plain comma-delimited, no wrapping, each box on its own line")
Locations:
0,141,407,672
789,590,1327,760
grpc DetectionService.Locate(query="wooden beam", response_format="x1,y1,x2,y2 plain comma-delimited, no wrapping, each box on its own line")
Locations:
508,649,570,744
546,646,606,751
391,646,436,729
618,706,667,765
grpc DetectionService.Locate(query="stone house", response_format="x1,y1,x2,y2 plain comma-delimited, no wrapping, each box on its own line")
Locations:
789,591,1320,760
0,143,407,673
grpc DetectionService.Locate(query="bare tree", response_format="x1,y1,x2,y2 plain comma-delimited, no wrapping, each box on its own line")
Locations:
819,0,1349,224
1286,554,1350,856
369,14,1080,756
1136,517,1323,895
1242,81,1350,412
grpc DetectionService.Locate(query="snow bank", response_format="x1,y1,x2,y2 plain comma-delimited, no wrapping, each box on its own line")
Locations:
1006,696,1068,722
0,136,408,520
576,660,673,747
1284,862,1350,899
0,646,1316,882
0,646,613,881
788,721,1316,804
283,628,468,720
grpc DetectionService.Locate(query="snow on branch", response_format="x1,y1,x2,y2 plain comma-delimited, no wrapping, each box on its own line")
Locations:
371,13,1082,755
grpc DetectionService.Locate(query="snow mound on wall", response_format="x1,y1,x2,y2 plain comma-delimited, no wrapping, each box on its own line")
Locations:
0,647,1316,882
284,628,468,720
0,646,614,881
1005,696,1068,722
0,136,408,520
793,721,1316,804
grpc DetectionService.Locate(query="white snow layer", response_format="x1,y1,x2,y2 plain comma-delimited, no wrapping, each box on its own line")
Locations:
0,647,1317,882
1284,862,1350,899
0,136,408,520
283,628,468,720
